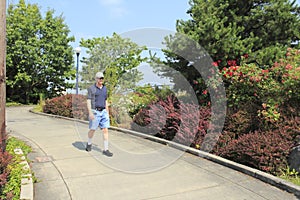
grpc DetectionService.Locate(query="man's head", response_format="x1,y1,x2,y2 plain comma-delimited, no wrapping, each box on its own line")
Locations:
95,72,104,86
95,72,104,79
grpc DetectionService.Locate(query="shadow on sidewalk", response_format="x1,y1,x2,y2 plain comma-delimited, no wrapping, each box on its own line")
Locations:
72,141,102,152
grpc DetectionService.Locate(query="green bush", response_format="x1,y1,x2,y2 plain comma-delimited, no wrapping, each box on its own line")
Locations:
127,85,172,118
109,84,172,128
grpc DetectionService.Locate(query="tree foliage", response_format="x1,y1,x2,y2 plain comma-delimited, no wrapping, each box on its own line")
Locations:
6,0,75,104
151,0,300,102
79,33,147,97
176,0,300,67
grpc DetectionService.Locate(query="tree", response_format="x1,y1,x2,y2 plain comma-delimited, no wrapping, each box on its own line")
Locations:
176,0,300,67
150,32,218,104
79,33,146,97
151,0,300,102
6,0,75,104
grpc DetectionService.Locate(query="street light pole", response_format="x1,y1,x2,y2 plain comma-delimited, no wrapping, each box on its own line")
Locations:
75,47,81,95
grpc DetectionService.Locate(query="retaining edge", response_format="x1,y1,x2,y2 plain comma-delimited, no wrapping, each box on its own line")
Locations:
14,148,33,200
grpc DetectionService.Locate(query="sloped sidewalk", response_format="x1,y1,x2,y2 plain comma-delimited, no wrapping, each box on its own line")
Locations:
6,106,300,200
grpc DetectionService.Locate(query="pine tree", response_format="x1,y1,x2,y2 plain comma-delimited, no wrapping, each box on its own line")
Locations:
176,0,300,66
153,0,300,101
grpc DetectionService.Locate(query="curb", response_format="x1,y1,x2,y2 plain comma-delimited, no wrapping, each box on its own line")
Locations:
110,126,300,197
14,148,33,200
29,109,300,196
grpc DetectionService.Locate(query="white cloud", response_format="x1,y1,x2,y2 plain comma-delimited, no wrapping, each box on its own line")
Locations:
99,0,123,6
98,0,128,19
110,7,128,18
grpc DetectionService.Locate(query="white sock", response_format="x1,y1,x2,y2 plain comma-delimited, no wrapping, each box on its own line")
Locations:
104,140,108,151
87,137,92,145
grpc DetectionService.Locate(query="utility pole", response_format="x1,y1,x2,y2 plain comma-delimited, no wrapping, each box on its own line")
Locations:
0,0,6,152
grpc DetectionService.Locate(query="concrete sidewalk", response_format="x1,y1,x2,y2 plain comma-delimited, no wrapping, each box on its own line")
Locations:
6,106,300,200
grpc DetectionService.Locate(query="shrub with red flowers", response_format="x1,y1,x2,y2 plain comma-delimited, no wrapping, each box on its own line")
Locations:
212,48,300,175
221,48,300,127
43,94,88,120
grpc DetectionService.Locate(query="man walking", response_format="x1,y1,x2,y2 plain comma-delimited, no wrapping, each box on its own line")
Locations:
86,71,113,157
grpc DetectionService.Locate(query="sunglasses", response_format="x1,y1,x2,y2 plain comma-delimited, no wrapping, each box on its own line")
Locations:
97,77,104,80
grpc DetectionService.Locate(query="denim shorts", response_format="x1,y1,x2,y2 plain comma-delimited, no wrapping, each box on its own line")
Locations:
89,109,110,130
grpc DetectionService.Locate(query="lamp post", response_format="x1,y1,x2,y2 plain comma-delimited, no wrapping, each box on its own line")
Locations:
75,47,81,95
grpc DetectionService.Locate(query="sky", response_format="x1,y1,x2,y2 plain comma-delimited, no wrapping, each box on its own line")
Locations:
9,0,192,87
16,0,191,48
16,0,300,46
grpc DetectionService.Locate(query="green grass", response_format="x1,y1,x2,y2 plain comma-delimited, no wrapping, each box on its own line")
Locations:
5,102,23,107
280,176,300,186
279,167,300,186
32,104,43,112
32,93,45,113
1,137,33,200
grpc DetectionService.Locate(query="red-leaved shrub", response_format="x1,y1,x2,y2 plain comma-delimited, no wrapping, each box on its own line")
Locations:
0,151,13,195
217,128,295,175
132,95,212,147
213,106,259,153
43,94,88,120
131,95,180,136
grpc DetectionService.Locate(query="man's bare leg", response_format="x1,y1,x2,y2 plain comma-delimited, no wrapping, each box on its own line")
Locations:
86,129,95,151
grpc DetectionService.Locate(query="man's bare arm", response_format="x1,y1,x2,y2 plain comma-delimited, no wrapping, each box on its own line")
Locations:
87,99,94,120
105,100,109,115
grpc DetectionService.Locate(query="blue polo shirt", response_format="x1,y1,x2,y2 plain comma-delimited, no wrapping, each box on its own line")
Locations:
87,84,107,109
